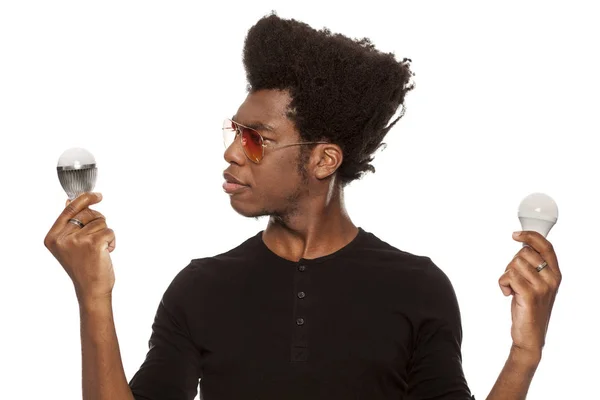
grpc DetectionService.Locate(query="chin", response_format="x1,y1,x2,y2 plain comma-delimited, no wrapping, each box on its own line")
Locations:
229,198,271,219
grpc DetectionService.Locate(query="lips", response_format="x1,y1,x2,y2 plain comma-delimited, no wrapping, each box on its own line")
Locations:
223,172,246,186
223,172,249,194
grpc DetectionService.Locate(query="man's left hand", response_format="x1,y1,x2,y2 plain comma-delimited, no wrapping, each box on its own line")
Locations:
498,231,562,361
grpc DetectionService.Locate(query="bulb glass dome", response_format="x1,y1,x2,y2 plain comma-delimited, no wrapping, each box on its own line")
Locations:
57,147,96,170
518,193,558,238
518,193,558,223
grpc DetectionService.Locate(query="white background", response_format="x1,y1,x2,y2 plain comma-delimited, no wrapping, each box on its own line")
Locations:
1,1,598,398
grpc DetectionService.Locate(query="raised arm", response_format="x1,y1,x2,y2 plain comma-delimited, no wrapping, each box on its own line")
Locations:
485,230,561,399
45,193,202,399
44,192,134,399
408,229,561,400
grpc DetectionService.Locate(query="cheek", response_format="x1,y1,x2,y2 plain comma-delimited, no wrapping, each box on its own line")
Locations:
228,155,303,216
257,155,301,193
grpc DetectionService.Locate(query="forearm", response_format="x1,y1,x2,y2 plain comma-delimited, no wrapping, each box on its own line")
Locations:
485,346,541,400
79,297,135,400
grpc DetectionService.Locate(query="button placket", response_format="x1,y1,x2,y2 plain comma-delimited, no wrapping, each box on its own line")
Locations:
291,263,310,362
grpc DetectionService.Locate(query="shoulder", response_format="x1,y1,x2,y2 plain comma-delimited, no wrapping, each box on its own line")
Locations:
361,230,450,280
186,231,262,275
357,233,458,313
364,232,463,330
163,232,263,301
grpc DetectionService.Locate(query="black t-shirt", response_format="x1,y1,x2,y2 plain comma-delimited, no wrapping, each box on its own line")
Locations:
129,227,475,399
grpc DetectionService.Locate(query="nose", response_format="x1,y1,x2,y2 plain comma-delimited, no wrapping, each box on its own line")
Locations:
223,134,246,165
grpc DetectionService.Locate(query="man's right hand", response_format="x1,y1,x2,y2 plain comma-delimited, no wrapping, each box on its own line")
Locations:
44,192,116,304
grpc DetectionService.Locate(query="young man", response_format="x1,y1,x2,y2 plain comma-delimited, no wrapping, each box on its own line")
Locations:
44,13,561,400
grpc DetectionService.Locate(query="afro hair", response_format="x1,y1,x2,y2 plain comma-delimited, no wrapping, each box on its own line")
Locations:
243,12,415,186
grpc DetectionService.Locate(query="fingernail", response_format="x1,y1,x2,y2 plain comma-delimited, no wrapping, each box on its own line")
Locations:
513,231,522,237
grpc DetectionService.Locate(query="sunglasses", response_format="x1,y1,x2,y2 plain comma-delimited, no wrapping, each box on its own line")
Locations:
222,118,329,164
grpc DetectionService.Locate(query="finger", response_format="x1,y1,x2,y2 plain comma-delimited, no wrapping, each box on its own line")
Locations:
62,208,106,236
499,276,513,296
79,217,108,235
514,245,559,287
90,228,116,252
75,208,106,225
507,244,545,271
48,192,102,237
499,268,532,299
511,256,547,291
108,235,116,253
512,231,560,276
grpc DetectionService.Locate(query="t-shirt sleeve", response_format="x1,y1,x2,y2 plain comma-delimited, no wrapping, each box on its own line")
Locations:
405,258,475,400
128,264,202,400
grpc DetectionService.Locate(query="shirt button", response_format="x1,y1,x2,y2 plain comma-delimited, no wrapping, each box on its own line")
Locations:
297,291,306,299
298,265,306,272
296,318,305,326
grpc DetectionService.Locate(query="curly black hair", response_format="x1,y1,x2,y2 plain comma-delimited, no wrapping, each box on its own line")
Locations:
243,12,415,186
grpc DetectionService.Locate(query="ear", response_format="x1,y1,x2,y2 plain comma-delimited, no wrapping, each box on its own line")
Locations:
313,144,343,180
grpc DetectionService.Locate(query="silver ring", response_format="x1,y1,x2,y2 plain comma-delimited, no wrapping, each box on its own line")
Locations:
68,218,85,228
536,261,548,272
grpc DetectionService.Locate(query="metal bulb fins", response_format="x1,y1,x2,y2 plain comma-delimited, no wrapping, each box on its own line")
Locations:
57,166,98,200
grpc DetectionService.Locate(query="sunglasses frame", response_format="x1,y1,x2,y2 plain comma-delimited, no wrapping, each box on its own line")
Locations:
223,118,330,164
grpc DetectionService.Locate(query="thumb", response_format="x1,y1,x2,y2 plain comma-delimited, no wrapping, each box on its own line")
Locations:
46,192,102,238
65,192,100,209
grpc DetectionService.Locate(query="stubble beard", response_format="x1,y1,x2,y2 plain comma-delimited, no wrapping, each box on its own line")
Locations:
251,155,310,225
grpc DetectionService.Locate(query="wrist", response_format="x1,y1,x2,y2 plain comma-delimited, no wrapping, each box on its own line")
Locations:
78,294,113,313
509,344,542,368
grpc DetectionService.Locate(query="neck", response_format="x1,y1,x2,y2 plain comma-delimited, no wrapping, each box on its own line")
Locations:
262,184,358,262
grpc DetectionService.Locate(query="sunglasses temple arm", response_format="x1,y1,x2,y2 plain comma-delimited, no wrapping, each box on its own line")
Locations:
277,142,329,149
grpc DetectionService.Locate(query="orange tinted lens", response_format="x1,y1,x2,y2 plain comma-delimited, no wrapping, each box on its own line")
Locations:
240,126,263,162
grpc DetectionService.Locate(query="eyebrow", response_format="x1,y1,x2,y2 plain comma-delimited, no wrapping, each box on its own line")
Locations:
231,115,275,133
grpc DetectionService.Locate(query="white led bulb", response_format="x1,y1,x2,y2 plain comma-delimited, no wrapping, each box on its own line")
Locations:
57,147,97,200
518,193,558,240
